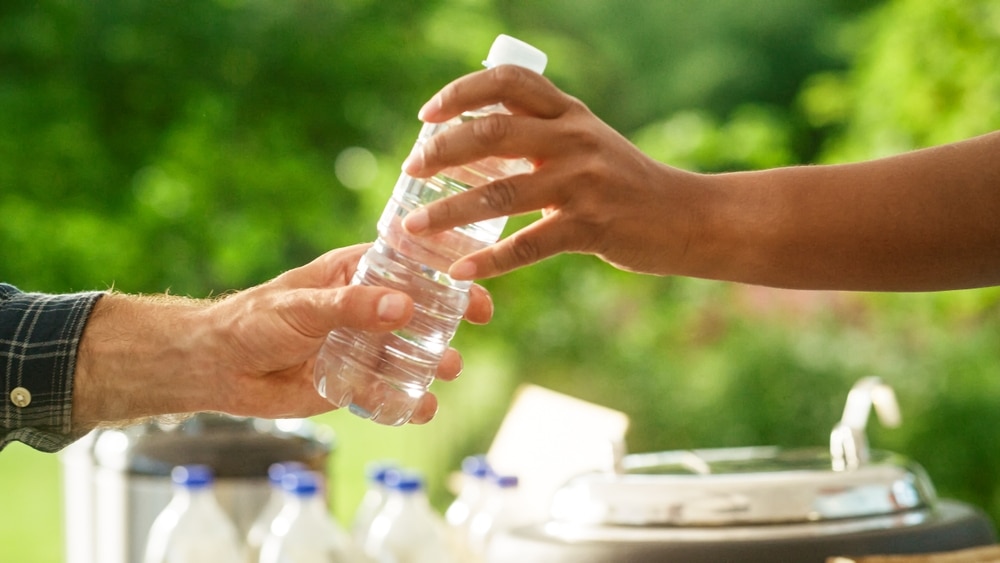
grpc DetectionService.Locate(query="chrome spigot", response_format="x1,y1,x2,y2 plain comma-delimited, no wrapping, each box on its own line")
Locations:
830,376,901,471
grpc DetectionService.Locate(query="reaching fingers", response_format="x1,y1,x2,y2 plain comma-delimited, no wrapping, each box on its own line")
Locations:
449,213,583,279
404,114,558,179
419,65,568,123
404,170,564,236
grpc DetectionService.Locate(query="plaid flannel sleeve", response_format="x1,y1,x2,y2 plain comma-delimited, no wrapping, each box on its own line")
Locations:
1,284,104,452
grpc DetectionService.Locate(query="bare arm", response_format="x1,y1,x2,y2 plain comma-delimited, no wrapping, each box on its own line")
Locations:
401,65,1000,291
696,133,1000,290
71,244,493,431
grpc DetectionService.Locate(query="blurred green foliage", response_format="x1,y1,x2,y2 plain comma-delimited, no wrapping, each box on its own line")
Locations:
4,0,1000,560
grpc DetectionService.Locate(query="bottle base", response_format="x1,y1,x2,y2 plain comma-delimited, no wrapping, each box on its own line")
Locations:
314,344,427,427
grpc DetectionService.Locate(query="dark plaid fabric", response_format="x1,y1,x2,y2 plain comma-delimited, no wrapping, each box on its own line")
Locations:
1,284,104,452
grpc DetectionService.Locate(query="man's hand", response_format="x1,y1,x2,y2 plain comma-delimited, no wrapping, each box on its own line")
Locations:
72,244,493,429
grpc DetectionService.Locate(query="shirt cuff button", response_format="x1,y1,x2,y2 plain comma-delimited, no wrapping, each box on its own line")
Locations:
10,387,32,408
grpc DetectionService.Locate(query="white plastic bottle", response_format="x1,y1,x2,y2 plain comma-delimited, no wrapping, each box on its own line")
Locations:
444,455,492,561
445,455,492,532
351,462,398,551
362,470,459,563
258,470,358,563
245,461,307,563
314,34,548,426
467,473,521,558
143,465,244,563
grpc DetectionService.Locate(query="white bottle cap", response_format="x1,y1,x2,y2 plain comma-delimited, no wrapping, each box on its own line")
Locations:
483,34,548,75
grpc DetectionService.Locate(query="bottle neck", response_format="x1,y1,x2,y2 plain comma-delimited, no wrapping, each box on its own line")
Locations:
393,489,431,516
463,479,486,498
169,485,222,518
176,485,213,502
282,492,328,521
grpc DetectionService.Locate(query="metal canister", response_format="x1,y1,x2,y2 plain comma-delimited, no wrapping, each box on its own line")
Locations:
60,413,334,563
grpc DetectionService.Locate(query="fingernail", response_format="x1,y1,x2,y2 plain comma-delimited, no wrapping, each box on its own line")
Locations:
417,95,441,121
450,260,477,280
404,209,429,234
377,294,408,322
401,149,423,175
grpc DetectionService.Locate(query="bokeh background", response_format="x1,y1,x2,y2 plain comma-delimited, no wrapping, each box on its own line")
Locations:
3,0,1000,560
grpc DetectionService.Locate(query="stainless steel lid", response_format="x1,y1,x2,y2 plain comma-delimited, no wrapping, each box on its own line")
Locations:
549,377,937,527
549,446,937,526
89,413,334,477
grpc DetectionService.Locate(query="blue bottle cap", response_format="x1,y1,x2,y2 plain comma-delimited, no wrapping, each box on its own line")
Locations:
461,455,492,479
366,461,399,484
172,464,214,489
492,474,519,489
268,461,308,486
281,470,321,497
385,470,424,494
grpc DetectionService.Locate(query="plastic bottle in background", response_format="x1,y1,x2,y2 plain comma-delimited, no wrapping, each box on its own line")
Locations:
245,461,308,563
444,455,492,561
362,470,459,563
445,455,492,533
351,462,398,551
143,465,244,563
314,34,548,426
467,473,521,558
258,470,359,563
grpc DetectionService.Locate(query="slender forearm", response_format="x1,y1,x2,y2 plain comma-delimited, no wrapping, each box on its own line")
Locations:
693,131,1000,291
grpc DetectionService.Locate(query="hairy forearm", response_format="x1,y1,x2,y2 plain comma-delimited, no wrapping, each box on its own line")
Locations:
692,131,1000,291
72,292,217,430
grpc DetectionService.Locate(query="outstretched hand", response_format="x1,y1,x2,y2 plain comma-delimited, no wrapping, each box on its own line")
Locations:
400,65,694,279
73,244,493,428
204,244,494,423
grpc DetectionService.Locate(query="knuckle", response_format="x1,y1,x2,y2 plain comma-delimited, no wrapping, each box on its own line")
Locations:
480,178,518,213
504,232,542,265
437,83,459,110
564,122,602,154
471,114,510,146
491,63,533,92
421,129,449,160
435,195,462,223
575,157,610,187
560,166,611,230
563,94,590,116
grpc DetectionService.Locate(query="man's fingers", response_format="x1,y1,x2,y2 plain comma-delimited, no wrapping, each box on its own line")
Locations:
435,348,464,382
280,286,414,338
409,393,440,425
464,284,494,325
273,244,369,289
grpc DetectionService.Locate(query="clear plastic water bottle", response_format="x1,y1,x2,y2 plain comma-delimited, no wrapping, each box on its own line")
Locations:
143,465,244,563
258,470,359,563
314,34,548,426
245,461,308,563
362,470,460,563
